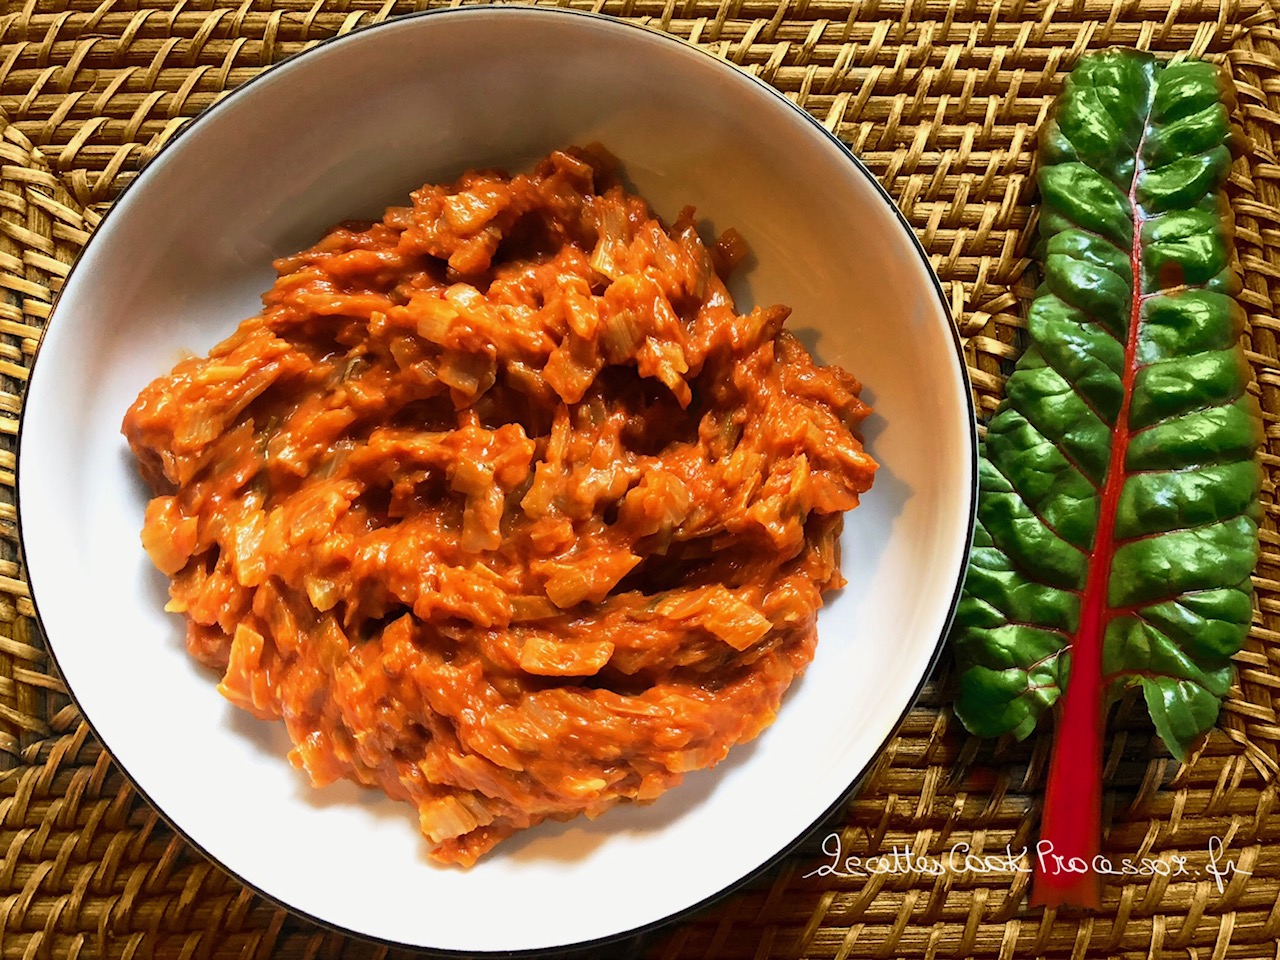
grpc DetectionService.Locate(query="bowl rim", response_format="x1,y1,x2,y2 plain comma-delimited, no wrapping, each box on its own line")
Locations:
16,4,979,954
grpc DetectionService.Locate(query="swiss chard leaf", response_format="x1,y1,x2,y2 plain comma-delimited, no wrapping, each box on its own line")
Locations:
951,50,1261,909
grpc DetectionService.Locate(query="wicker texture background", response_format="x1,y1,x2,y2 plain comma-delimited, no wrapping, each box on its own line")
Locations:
4,0,1280,957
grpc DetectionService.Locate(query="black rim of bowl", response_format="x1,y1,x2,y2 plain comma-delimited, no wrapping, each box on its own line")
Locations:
16,6,980,956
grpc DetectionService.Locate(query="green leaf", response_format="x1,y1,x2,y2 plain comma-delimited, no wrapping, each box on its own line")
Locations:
950,50,1260,908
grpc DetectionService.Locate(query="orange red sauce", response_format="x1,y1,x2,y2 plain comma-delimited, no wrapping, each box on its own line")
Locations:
123,148,877,865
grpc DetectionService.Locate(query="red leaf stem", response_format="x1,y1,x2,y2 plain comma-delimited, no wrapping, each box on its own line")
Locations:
1031,129,1151,911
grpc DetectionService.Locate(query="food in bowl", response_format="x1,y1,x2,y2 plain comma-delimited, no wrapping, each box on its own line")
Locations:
121,146,878,866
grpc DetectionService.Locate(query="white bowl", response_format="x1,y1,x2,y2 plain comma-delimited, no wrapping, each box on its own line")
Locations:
19,7,975,954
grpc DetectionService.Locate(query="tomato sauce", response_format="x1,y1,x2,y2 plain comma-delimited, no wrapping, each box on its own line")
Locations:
123,148,877,865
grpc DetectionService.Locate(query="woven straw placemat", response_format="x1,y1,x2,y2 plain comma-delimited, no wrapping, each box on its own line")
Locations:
4,0,1280,957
